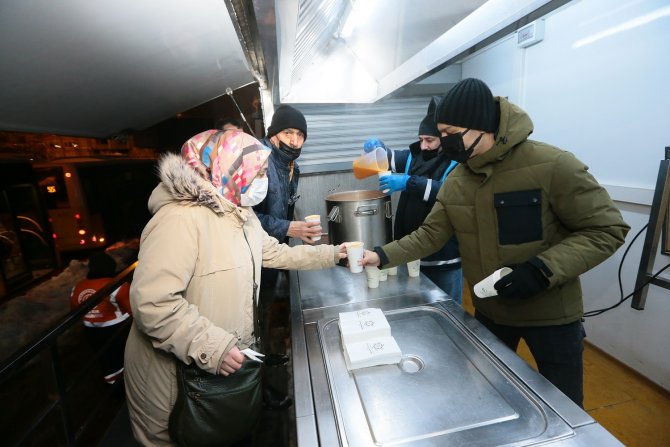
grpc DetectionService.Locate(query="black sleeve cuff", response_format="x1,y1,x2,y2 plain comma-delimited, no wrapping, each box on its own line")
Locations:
405,175,427,196
373,246,390,268
528,256,553,281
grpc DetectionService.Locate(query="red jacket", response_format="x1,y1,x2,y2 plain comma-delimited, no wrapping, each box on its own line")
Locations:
70,278,131,327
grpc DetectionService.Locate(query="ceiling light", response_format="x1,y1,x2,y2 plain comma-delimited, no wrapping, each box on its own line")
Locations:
573,5,670,48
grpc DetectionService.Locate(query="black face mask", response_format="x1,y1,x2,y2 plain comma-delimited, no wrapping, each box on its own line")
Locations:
275,141,301,161
440,129,484,163
421,146,440,161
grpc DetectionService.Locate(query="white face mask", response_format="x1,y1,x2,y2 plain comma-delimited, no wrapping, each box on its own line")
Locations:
240,177,269,207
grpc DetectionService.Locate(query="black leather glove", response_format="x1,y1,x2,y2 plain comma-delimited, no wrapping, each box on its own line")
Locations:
494,261,549,299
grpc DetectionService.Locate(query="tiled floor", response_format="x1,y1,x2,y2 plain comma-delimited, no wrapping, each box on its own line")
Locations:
582,345,670,446
462,286,670,447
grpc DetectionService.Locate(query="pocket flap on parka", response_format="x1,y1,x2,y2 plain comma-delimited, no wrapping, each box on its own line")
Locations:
494,189,543,245
494,189,542,208
194,257,242,277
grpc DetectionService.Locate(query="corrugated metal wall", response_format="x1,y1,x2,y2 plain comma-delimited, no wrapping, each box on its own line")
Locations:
296,96,433,170
290,96,431,230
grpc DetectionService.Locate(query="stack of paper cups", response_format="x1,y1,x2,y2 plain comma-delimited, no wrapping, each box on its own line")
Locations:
304,214,321,242
473,267,513,298
387,267,398,276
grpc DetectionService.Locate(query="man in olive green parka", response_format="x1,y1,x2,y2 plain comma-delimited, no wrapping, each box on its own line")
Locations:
360,78,630,407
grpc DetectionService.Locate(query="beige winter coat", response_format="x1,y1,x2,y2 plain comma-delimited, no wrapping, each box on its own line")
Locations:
124,154,338,446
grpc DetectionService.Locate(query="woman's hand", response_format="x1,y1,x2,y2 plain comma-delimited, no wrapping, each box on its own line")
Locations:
337,243,348,260
219,346,245,376
360,249,381,267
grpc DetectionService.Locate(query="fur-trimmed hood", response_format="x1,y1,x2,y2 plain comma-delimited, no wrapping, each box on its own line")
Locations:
147,153,238,216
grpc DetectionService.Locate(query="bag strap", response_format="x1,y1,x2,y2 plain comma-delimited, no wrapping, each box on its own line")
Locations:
242,227,261,347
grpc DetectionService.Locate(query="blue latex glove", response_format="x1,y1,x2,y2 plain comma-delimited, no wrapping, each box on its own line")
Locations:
379,174,408,193
363,137,389,153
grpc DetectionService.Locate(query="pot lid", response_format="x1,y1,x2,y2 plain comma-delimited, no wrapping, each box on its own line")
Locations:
326,190,387,201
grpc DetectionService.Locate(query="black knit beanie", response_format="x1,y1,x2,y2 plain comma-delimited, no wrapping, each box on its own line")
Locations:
418,114,440,137
426,95,442,117
87,252,117,279
418,96,442,136
266,105,307,140
435,78,497,132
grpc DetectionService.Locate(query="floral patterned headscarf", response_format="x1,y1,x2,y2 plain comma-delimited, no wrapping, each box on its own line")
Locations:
181,129,271,206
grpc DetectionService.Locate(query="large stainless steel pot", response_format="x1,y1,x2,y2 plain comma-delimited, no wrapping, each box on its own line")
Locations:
326,190,392,249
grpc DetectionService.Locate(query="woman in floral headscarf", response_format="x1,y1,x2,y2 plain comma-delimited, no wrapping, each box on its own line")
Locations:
124,130,345,446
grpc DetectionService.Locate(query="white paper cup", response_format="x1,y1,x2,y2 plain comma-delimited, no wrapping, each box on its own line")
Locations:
379,269,388,281
365,266,380,288
378,170,392,194
407,260,421,277
473,267,513,298
304,214,321,242
345,242,364,273
387,267,398,276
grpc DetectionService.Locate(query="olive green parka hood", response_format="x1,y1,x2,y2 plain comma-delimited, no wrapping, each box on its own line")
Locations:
467,98,534,173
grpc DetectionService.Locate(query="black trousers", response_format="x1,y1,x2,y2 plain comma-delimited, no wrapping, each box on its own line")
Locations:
475,311,585,408
258,268,290,354
84,323,130,383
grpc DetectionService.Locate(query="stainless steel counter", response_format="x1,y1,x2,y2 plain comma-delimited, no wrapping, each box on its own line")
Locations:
289,265,622,446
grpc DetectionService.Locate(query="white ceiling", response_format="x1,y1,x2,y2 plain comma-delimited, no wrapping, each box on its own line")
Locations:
0,0,254,138
0,0,560,138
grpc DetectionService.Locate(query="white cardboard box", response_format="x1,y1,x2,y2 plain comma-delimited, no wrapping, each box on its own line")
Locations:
343,336,402,371
338,308,391,344
338,308,402,370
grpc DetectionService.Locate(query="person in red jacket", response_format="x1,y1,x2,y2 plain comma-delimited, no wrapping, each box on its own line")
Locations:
70,251,131,384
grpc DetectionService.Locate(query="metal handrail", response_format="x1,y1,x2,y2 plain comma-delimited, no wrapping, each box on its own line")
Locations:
0,260,138,446
0,261,137,380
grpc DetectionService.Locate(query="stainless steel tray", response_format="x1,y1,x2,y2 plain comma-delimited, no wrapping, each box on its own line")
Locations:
317,305,576,446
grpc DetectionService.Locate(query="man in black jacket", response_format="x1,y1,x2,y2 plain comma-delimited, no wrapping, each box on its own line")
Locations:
253,105,320,410
254,105,320,245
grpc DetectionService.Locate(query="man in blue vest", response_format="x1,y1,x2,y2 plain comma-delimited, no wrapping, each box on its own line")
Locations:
364,97,463,302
